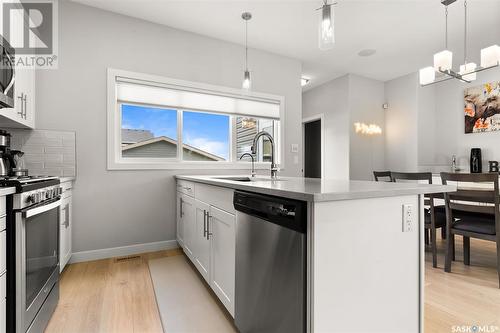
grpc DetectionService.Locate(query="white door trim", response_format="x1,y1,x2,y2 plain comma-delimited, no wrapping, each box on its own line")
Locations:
302,114,325,179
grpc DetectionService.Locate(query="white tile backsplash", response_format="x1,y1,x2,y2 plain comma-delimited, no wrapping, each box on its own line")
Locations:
6,129,76,177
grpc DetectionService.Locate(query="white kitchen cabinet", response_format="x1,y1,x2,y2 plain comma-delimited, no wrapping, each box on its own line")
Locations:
175,180,236,316
0,196,5,333
59,181,73,272
178,192,195,259
209,205,235,316
194,199,211,283
0,0,36,129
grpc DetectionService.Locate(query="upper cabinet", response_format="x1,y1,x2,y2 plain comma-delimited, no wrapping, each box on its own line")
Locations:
0,0,36,129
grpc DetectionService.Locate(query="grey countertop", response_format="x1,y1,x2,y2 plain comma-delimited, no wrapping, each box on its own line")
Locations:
59,177,76,183
176,175,455,202
0,187,16,197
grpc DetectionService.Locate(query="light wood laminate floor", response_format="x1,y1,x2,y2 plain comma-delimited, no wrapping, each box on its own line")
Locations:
45,238,500,333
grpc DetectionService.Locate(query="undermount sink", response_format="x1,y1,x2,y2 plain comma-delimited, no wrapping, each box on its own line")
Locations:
214,176,286,182
215,176,253,182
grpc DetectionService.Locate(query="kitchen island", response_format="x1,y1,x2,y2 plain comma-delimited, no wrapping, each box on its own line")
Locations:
175,175,455,333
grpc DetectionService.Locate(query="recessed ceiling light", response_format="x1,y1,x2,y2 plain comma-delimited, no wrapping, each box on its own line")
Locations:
358,49,377,57
301,77,310,86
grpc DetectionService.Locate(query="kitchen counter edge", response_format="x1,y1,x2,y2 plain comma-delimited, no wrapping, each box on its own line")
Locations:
175,176,456,202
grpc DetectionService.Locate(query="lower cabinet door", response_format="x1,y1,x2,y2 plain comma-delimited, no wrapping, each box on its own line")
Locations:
181,194,195,259
59,202,68,272
209,206,235,316
194,199,211,283
0,297,5,333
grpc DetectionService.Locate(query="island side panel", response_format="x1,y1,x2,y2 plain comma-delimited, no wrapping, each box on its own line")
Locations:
312,195,422,333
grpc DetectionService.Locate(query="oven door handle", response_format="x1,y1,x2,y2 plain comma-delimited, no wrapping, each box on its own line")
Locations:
24,198,61,218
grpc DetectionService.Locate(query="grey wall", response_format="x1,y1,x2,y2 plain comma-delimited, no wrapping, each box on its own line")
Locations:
302,74,385,180
302,75,350,180
433,67,500,170
385,67,500,173
384,73,419,172
348,75,385,180
35,1,302,253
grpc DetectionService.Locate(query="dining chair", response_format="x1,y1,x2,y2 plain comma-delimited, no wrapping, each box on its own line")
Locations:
373,171,392,182
391,172,446,268
441,172,500,288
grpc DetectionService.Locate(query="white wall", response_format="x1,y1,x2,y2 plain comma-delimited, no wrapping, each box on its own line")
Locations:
384,73,419,172
35,1,303,254
348,75,385,180
302,75,350,180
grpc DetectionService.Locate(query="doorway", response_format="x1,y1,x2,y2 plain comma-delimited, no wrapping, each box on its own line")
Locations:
302,115,324,178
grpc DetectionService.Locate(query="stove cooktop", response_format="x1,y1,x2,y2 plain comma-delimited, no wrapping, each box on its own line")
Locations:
0,175,60,192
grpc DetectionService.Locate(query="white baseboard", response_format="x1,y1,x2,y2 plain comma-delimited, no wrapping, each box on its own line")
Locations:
69,239,179,264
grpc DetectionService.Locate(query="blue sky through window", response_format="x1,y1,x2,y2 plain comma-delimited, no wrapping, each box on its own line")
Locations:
183,111,229,160
121,104,229,160
121,104,177,139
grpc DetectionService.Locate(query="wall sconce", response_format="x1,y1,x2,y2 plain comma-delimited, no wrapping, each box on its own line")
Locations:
354,122,382,135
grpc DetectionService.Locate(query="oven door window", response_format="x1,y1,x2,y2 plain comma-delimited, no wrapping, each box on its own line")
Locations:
25,207,59,307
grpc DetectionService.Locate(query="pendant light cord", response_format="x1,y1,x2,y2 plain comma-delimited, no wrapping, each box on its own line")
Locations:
445,5,448,49
464,0,468,64
245,19,248,71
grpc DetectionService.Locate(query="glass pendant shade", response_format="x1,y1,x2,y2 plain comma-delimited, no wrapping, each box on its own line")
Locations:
419,67,436,85
319,5,334,50
459,62,477,81
480,45,500,68
433,50,453,71
242,70,251,90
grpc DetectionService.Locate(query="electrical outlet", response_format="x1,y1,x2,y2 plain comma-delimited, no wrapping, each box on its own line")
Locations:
402,204,414,232
291,144,299,153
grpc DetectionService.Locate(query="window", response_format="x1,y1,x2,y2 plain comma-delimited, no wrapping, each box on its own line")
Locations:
108,69,284,170
121,104,178,158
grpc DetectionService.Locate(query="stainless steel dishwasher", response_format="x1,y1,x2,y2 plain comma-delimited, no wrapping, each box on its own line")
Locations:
233,191,307,333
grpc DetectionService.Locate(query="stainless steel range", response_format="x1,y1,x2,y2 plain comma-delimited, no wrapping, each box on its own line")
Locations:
3,176,61,333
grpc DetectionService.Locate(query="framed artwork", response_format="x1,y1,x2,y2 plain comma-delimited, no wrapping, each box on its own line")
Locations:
464,81,500,133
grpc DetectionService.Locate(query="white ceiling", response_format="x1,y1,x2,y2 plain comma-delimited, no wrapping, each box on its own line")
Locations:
72,0,500,90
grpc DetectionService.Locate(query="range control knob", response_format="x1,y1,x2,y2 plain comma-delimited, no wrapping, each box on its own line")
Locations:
27,194,36,203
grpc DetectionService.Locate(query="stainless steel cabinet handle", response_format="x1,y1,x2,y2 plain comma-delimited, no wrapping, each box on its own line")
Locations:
184,186,192,191
17,93,24,117
207,214,213,240
65,203,70,228
203,210,207,238
23,94,27,119
179,197,184,217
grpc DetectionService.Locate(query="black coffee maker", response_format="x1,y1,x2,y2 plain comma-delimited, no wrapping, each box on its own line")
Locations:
0,129,20,177
470,148,482,173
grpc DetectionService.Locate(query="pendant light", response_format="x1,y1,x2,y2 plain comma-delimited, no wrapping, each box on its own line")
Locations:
318,0,336,50
419,0,500,86
242,12,252,90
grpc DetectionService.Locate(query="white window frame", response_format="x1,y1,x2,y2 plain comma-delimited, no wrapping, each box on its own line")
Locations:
107,68,285,170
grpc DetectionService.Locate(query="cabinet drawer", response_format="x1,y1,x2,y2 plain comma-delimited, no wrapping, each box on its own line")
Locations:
0,273,5,299
177,180,195,197
0,231,4,275
195,183,235,214
0,197,5,217
0,217,4,231
62,189,72,200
